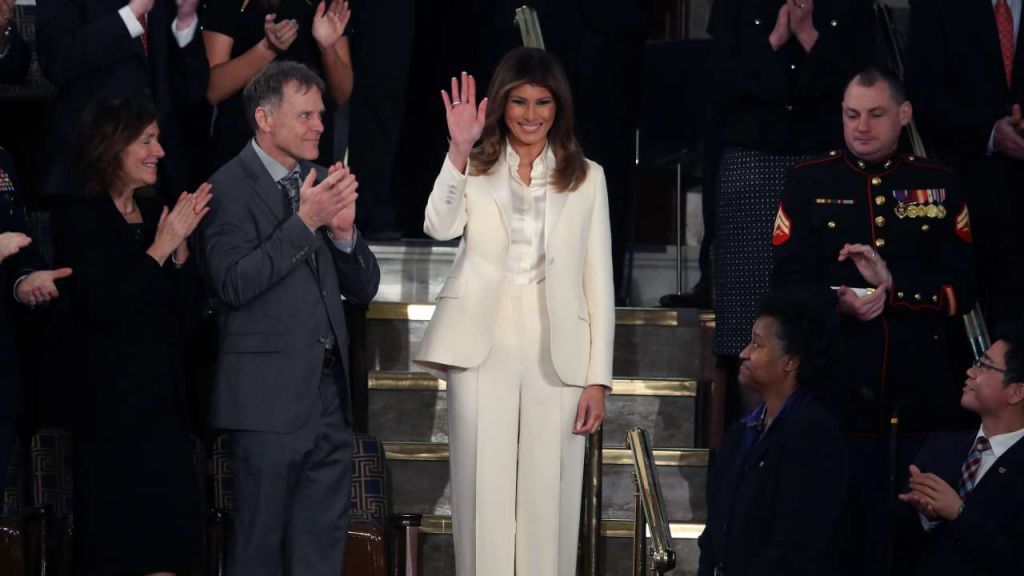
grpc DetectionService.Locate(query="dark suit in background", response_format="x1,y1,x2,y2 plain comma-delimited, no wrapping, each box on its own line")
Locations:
907,0,1024,328
51,193,203,575
698,393,851,576
0,149,44,494
200,143,380,576
895,430,1024,575
0,23,31,85
35,0,208,200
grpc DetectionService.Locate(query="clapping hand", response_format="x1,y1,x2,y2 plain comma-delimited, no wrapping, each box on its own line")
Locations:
264,14,299,54
768,2,792,50
127,0,154,20
994,104,1024,160
296,166,353,231
898,465,963,521
441,71,488,173
312,0,351,50
836,243,892,322
0,231,31,263
0,0,15,33
149,183,213,265
325,162,358,239
16,268,73,308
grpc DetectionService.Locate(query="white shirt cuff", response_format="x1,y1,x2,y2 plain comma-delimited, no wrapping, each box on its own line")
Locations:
328,227,358,254
171,15,198,48
988,123,998,156
118,5,146,38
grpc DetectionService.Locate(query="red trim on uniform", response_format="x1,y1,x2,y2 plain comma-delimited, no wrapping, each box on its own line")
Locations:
903,155,954,173
955,205,973,243
942,284,957,316
772,204,793,246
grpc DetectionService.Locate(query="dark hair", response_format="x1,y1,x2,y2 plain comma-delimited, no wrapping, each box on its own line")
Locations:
848,65,907,104
76,98,161,197
470,47,587,192
994,321,1024,385
243,61,327,133
756,292,840,394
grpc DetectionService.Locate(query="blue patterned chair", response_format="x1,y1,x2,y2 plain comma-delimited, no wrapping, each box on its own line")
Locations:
208,431,391,575
1,434,26,574
28,427,74,576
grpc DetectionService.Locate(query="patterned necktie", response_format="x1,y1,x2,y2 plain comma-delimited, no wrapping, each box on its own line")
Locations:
996,0,1015,87
139,12,149,58
279,172,301,213
958,436,992,498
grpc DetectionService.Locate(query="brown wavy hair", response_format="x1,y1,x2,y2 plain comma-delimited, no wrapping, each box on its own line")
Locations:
470,47,587,192
76,98,160,197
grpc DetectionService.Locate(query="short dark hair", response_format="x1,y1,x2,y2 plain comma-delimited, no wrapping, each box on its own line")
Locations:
848,65,907,104
994,321,1024,386
76,98,160,197
243,61,327,133
756,292,840,394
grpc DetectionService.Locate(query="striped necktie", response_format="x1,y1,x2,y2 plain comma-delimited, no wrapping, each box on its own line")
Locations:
958,436,992,498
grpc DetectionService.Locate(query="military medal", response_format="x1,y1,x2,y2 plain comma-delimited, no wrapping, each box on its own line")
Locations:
937,205,947,219
895,204,908,218
926,204,938,218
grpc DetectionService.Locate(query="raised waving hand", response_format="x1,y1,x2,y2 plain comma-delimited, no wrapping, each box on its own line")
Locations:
441,71,488,173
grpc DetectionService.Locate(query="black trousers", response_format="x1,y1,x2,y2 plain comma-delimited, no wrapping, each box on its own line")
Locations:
227,369,354,576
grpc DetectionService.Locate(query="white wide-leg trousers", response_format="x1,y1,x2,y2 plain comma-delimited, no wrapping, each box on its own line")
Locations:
447,283,586,576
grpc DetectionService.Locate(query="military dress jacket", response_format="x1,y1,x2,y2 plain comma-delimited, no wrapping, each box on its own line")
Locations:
772,149,977,433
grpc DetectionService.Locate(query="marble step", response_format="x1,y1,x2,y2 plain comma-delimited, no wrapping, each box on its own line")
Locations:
365,304,712,380
382,442,708,523
368,372,698,448
415,516,700,576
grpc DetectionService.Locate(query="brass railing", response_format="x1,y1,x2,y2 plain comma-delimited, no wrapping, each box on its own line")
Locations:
627,428,676,575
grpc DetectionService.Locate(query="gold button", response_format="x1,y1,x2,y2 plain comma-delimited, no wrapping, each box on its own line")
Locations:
857,161,866,168
932,295,939,302
921,224,930,232
871,176,882,186
754,18,762,25
875,216,886,228
914,293,922,301
874,238,886,248
827,220,837,229
829,150,838,157
830,19,838,27
897,291,905,298
875,195,886,206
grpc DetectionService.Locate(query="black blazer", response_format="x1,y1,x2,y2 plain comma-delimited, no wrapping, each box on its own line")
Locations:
0,149,44,418
35,0,207,200
707,0,874,153
899,431,1024,576
49,193,196,433
698,394,851,576
0,23,32,85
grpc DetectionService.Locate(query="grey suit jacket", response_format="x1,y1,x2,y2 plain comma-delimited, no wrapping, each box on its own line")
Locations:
199,144,380,433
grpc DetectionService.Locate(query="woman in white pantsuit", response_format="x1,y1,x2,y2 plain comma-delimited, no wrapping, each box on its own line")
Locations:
413,48,615,576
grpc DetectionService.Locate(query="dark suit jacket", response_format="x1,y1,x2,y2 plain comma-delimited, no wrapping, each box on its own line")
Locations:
0,23,32,85
199,143,380,434
35,0,207,199
907,0,1024,317
900,431,1024,576
698,394,851,576
0,149,44,418
707,0,875,153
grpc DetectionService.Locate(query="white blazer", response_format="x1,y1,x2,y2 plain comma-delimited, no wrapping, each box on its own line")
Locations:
413,151,615,388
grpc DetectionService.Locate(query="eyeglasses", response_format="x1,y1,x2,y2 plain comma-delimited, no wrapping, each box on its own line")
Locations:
974,358,1015,378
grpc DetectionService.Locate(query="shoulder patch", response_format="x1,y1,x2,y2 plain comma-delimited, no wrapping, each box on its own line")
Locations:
772,204,793,246
794,150,842,170
955,205,973,243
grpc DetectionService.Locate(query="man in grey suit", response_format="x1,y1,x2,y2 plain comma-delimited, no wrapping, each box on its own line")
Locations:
200,61,380,576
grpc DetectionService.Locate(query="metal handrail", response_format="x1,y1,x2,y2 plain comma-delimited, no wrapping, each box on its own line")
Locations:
875,0,991,359
515,6,546,49
627,428,676,575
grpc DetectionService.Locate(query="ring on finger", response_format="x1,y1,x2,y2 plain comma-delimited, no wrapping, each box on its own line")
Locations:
451,100,461,107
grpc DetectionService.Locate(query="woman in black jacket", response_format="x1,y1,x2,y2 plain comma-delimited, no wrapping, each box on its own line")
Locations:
51,98,212,576
698,292,851,576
